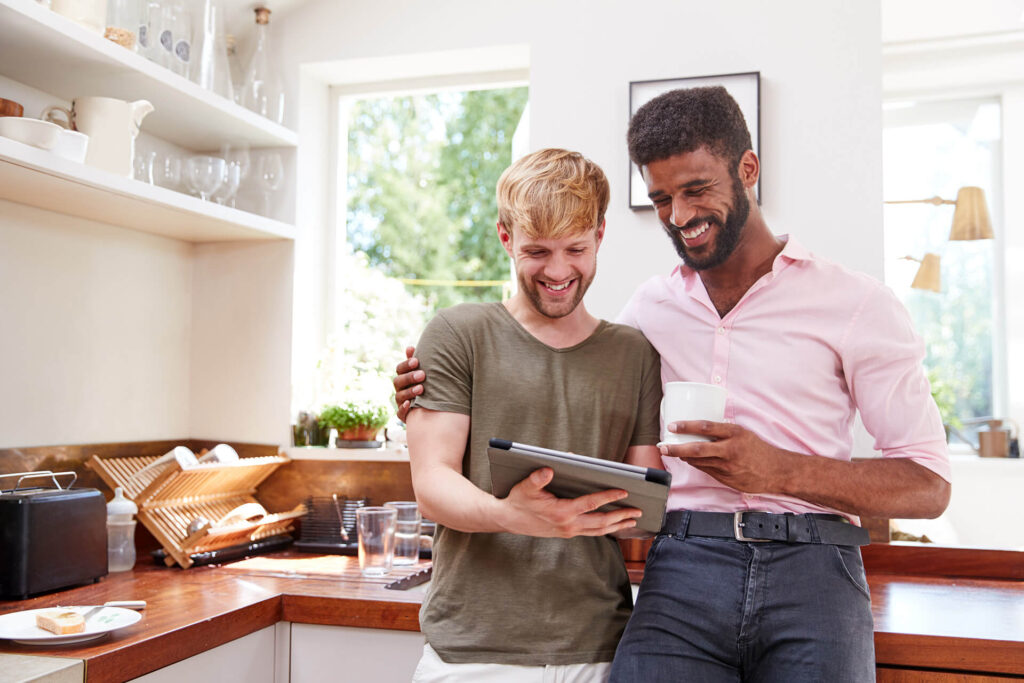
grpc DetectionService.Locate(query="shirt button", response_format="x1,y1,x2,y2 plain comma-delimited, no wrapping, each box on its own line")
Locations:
713,375,722,384
717,327,726,335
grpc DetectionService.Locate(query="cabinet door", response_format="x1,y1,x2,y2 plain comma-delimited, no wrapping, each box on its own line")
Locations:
290,623,425,683
130,625,279,682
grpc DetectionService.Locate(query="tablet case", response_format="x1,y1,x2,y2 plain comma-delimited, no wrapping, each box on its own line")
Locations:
487,438,672,534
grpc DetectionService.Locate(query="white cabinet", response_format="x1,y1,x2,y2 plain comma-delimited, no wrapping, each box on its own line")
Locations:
129,625,287,683
289,623,425,683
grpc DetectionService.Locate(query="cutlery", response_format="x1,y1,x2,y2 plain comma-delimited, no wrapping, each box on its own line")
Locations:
69,600,147,623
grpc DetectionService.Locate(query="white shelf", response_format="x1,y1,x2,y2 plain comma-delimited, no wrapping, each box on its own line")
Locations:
0,136,295,242
0,0,297,151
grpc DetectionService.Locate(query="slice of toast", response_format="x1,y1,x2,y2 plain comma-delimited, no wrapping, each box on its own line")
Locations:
35,610,86,635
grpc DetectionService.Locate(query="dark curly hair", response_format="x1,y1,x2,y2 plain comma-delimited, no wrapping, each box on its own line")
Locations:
627,86,752,171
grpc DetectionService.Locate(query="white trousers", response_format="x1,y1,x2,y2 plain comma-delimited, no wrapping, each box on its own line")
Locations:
411,644,612,683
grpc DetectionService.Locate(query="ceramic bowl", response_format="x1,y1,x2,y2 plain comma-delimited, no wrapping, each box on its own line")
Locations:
0,116,62,150
52,128,89,164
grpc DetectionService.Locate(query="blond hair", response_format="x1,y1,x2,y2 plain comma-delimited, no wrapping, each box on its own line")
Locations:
496,148,609,240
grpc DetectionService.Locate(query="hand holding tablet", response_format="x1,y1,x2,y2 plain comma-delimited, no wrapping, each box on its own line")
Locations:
487,439,672,534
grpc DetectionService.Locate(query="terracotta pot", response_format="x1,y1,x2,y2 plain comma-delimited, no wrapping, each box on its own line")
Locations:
337,425,380,442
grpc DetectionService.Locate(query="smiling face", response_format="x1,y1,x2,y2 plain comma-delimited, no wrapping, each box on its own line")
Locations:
499,222,604,319
642,147,755,271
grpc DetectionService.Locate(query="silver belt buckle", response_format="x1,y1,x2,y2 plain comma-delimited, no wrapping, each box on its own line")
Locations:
733,511,769,542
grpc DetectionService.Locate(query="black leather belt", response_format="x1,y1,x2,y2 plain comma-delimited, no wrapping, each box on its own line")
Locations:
661,510,870,546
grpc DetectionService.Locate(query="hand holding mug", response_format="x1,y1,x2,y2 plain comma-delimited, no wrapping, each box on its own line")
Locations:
659,381,727,446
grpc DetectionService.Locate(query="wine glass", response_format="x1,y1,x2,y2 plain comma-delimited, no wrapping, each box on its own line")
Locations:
256,152,283,217
211,159,242,206
185,155,226,201
220,141,251,184
155,153,183,191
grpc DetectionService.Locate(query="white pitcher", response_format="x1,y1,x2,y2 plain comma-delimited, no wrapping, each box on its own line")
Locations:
43,97,154,177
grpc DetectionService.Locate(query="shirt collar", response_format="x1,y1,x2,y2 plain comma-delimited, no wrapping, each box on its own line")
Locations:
672,233,812,287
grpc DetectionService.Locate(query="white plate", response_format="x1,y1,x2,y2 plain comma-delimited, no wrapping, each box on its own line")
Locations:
0,606,142,645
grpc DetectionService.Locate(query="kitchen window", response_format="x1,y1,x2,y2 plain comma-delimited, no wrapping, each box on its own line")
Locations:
292,78,528,416
882,96,1004,443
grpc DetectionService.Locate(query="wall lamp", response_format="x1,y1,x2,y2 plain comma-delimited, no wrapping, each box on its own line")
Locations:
884,186,994,240
886,186,993,293
900,253,941,293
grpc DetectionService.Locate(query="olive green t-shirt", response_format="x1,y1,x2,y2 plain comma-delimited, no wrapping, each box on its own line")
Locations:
410,302,662,665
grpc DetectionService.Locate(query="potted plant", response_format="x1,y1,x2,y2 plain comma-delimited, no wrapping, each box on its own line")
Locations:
305,250,427,446
320,400,390,444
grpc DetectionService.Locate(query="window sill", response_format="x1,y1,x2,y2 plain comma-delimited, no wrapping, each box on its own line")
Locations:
283,445,409,462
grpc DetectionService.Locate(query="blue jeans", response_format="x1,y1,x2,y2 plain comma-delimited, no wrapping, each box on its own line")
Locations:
610,525,875,682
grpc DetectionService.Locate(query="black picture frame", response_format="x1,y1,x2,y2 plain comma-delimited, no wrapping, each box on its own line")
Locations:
628,71,761,210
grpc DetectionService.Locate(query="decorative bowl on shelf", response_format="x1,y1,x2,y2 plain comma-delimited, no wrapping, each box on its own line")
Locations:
0,116,62,150
0,98,24,117
52,128,89,163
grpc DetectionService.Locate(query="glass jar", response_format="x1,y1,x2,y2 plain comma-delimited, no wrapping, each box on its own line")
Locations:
191,0,233,100
157,0,191,77
225,34,244,104
104,0,139,50
137,0,161,61
240,7,285,124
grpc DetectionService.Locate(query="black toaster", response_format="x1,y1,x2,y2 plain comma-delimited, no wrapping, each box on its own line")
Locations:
0,471,107,599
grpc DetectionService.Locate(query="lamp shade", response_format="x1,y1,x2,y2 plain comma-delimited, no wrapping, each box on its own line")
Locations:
949,186,993,240
910,253,941,293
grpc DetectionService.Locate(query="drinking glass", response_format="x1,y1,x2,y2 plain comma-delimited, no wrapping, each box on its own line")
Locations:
185,155,225,201
256,151,283,216
356,506,396,577
155,153,182,191
211,159,241,206
384,501,421,566
133,150,156,184
220,140,251,195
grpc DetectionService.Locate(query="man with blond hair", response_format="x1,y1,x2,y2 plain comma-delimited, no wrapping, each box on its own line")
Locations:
406,148,663,682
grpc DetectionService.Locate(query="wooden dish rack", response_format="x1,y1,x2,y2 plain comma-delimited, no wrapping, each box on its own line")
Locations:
88,453,303,569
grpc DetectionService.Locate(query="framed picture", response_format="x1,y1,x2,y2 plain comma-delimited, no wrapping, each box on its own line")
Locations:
628,71,760,209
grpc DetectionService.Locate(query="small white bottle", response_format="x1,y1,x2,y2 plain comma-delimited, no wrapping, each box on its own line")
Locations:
107,487,138,572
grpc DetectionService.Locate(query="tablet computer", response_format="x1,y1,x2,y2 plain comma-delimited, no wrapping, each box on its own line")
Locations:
487,438,672,534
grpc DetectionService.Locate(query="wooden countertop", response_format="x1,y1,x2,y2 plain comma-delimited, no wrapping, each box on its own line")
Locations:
1,553,1022,681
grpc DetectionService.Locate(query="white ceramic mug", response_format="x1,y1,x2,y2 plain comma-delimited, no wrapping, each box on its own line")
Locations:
660,381,727,444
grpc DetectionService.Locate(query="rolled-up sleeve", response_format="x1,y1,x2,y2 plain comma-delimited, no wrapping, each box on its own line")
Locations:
840,285,951,482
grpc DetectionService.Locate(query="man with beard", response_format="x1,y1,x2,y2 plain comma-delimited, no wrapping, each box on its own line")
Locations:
397,88,951,681
404,147,663,682
606,86,951,681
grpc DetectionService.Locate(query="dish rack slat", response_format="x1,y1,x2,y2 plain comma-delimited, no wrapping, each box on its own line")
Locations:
88,452,298,569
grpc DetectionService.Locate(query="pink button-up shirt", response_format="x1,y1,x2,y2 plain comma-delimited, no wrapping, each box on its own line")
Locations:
617,236,951,519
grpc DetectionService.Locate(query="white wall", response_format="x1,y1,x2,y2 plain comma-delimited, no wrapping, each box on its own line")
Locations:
0,200,193,445
882,0,1024,43
276,0,883,323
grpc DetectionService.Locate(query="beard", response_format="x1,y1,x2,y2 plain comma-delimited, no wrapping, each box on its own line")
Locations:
665,172,750,271
517,264,595,319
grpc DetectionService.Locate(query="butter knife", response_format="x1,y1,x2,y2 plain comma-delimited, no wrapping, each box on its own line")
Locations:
79,600,148,622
